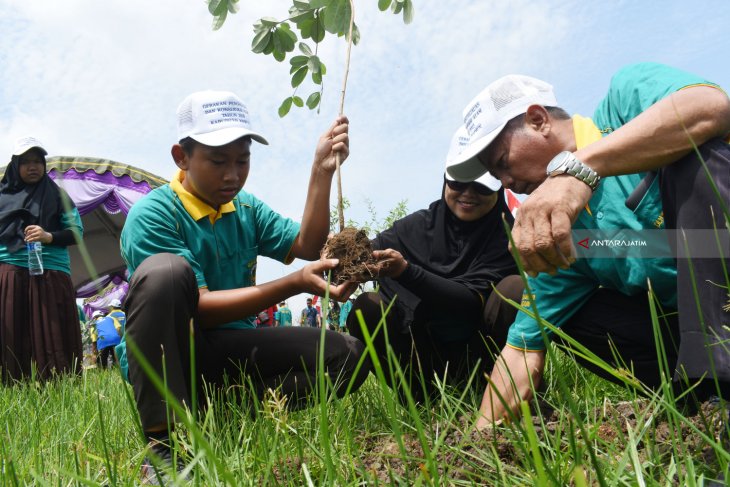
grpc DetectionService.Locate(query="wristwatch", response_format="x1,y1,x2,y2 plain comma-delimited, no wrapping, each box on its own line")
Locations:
546,151,600,191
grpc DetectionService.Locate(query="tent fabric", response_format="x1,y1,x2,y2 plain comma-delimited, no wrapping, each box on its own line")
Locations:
82,275,129,319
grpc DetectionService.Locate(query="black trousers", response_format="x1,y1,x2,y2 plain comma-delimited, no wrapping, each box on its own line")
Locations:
98,345,116,368
558,289,680,390
660,138,730,387
347,275,523,403
124,253,371,432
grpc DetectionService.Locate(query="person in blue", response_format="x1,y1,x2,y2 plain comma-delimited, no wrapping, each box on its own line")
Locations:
445,63,730,428
338,297,353,332
301,297,321,327
93,298,125,368
118,90,369,479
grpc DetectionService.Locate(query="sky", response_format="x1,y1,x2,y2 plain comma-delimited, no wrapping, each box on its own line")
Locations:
1,0,729,318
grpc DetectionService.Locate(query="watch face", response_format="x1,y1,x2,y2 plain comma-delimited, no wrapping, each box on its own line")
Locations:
546,151,568,173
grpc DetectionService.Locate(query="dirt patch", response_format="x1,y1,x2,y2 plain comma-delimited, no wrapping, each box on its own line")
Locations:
321,227,377,284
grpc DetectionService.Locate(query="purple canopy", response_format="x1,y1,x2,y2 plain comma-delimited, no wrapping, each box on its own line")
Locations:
45,156,167,292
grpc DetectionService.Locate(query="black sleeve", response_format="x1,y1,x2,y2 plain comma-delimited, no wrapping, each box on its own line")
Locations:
50,229,78,247
395,262,484,313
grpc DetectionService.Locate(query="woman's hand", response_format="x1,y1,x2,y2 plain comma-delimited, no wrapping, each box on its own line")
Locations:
372,249,408,279
24,225,52,244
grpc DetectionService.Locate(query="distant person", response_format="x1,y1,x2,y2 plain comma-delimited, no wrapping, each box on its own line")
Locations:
274,301,292,327
256,305,277,327
94,299,125,368
301,297,321,328
0,137,84,381
327,301,341,331
350,134,522,404
338,297,354,332
117,90,369,479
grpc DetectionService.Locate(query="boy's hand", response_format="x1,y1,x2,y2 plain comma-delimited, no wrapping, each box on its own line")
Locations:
300,258,358,301
313,116,350,174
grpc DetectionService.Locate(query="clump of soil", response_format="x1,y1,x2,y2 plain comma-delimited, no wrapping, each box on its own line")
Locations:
321,227,378,284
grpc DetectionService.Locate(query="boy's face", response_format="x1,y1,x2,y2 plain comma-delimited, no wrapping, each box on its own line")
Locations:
174,137,251,208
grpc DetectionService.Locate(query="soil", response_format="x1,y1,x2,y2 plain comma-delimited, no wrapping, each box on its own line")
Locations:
320,227,378,284
350,398,728,483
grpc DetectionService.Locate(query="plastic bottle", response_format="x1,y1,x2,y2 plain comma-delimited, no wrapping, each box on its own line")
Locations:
27,241,44,276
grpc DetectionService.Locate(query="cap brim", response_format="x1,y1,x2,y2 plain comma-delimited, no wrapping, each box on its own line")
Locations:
191,127,269,147
444,169,501,191
12,145,48,157
445,122,506,182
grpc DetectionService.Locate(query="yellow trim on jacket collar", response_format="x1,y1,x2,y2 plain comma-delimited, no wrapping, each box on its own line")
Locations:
170,170,236,224
571,115,603,217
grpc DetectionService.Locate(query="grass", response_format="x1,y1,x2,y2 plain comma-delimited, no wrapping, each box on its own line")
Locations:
1,340,728,486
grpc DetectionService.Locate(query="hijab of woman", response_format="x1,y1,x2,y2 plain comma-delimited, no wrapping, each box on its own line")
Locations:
373,181,517,331
0,138,70,253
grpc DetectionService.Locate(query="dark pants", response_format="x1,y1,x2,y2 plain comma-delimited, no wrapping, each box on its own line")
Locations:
660,139,730,392
348,275,523,403
98,345,116,368
558,289,680,389
125,253,371,432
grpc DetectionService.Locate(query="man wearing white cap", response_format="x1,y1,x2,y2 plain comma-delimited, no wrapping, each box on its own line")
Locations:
117,90,370,478
444,64,730,428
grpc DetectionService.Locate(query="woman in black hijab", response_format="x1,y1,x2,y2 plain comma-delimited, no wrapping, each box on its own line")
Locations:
348,163,523,404
0,137,83,381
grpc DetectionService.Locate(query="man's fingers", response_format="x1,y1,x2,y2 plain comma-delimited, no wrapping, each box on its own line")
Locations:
551,210,576,266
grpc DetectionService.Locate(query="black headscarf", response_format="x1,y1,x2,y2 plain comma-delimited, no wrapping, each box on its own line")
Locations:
0,154,68,253
372,184,517,328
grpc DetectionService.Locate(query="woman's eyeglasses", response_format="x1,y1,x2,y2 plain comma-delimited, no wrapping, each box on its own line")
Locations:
445,178,495,196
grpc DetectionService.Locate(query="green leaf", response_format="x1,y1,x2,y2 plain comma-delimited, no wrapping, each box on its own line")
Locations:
299,42,313,56
351,24,361,45
273,49,286,62
260,16,279,27
263,40,275,55
278,97,293,117
208,0,224,15
309,0,333,8
292,96,304,107
251,29,272,53
291,66,308,87
277,24,297,51
402,0,414,24
306,91,321,109
211,8,228,30
289,55,309,67
391,1,403,14
312,71,322,85
298,18,313,39
293,0,311,9
227,0,240,14
307,55,321,73
311,17,326,42
378,0,392,11
322,0,351,35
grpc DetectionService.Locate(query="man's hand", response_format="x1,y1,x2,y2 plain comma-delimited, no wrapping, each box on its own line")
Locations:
476,346,546,430
511,175,592,276
313,115,350,174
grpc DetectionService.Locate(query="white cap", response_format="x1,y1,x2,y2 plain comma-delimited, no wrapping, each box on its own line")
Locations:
91,310,104,319
176,90,269,147
447,75,556,182
109,298,122,308
444,126,501,191
13,136,48,156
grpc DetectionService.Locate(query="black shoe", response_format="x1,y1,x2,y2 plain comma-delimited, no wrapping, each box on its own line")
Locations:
140,441,190,485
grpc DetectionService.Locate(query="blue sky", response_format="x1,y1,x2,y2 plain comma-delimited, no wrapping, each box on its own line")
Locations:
1,0,728,315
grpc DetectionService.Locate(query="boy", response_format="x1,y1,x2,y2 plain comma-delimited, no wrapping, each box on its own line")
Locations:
119,90,369,478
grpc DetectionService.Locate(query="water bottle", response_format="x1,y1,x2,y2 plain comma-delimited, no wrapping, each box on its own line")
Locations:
27,242,44,276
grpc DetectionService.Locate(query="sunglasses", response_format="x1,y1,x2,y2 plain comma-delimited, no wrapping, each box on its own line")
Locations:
444,178,496,196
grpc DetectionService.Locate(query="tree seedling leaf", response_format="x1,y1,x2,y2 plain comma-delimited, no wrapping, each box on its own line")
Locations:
278,97,293,117
306,91,321,109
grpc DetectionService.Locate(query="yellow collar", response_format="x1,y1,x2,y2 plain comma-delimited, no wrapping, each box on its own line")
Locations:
170,170,236,224
571,115,603,217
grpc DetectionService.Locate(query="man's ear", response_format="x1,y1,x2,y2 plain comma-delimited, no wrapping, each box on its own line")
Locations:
524,105,551,135
171,144,188,170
